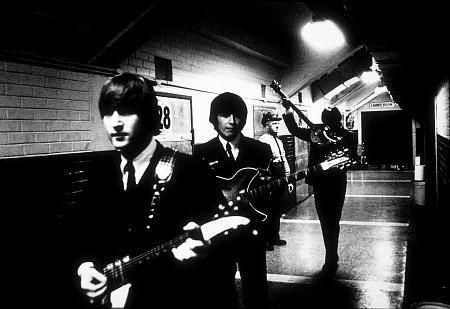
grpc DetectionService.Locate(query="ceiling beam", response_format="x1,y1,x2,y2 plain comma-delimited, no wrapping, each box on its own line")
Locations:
88,3,159,65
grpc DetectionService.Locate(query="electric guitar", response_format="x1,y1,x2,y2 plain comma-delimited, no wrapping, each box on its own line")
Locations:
216,147,356,222
101,216,249,294
270,80,342,144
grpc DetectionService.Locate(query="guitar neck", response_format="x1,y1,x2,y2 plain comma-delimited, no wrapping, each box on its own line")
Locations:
243,164,322,200
104,232,189,290
102,215,251,291
286,101,315,128
270,83,315,128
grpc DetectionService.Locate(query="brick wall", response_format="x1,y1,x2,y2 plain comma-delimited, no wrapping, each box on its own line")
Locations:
119,24,284,144
122,25,282,99
0,61,98,157
1,24,285,157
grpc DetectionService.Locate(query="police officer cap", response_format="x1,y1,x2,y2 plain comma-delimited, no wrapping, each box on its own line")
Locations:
261,111,282,126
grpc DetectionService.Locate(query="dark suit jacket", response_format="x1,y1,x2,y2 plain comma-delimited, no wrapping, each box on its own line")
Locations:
68,141,227,309
193,135,273,308
194,135,272,177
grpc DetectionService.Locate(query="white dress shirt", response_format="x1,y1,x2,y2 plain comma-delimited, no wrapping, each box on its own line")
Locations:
120,137,157,190
259,133,290,176
218,134,241,160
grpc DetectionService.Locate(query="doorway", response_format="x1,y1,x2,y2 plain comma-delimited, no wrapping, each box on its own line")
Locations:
361,110,412,168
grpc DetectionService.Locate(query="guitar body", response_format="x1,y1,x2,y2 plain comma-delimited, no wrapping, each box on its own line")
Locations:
216,167,269,222
309,125,327,144
216,167,258,201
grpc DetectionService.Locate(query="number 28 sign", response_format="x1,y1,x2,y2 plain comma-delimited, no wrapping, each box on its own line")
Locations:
157,105,171,130
156,94,192,143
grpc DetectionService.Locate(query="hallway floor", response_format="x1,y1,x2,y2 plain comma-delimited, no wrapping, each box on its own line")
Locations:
239,169,413,309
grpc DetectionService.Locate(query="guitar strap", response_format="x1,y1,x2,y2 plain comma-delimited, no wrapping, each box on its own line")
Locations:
145,148,177,230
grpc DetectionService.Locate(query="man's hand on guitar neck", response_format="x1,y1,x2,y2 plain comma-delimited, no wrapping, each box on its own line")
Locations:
281,99,293,113
172,222,210,262
77,261,108,304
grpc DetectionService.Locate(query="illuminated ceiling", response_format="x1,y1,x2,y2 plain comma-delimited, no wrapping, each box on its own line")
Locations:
1,1,447,123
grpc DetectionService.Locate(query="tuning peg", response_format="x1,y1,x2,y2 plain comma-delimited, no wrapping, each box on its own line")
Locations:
224,211,229,216
224,231,229,236
252,230,258,236
214,213,219,218
228,201,234,207
233,206,239,211
218,204,225,210
236,196,241,202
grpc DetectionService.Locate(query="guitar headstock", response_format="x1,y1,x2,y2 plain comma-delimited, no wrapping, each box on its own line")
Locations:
321,148,358,171
270,80,283,97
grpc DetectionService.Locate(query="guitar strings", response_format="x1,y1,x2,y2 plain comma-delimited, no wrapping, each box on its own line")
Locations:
104,233,189,279
103,153,352,280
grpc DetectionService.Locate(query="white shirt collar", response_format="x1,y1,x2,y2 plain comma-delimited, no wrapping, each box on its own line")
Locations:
120,137,157,188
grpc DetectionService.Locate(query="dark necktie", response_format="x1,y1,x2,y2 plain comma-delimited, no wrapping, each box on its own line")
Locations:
226,142,235,162
124,161,136,190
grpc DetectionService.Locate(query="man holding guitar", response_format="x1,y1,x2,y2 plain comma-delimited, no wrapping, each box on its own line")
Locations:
194,92,274,309
71,73,236,309
276,81,357,276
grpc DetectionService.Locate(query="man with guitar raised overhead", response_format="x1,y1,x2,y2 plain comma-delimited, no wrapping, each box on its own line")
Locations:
194,92,273,309
281,99,357,277
70,73,241,309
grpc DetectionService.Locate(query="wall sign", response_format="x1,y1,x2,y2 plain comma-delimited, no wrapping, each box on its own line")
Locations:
156,92,193,154
370,102,396,108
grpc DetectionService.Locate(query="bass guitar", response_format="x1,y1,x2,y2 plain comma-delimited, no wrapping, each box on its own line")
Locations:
270,80,342,144
216,147,356,221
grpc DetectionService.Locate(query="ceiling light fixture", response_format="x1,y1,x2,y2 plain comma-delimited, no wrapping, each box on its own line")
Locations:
301,14,346,50
361,57,382,84
361,70,381,84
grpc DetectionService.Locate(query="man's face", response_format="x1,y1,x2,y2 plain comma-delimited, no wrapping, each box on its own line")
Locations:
266,120,280,136
216,112,244,141
102,110,142,152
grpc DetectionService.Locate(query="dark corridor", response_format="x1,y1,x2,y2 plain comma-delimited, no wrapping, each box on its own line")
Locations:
362,111,412,168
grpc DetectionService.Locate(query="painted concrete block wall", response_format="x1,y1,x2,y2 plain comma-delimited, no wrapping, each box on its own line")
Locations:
1,24,285,157
0,61,101,158
120,24,284,144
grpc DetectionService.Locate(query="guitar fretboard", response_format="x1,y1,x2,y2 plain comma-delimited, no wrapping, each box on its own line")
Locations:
241,164,322,201
104,232,189,289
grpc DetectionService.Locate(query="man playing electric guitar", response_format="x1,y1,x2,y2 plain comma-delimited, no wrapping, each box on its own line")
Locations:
69,73,235,309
